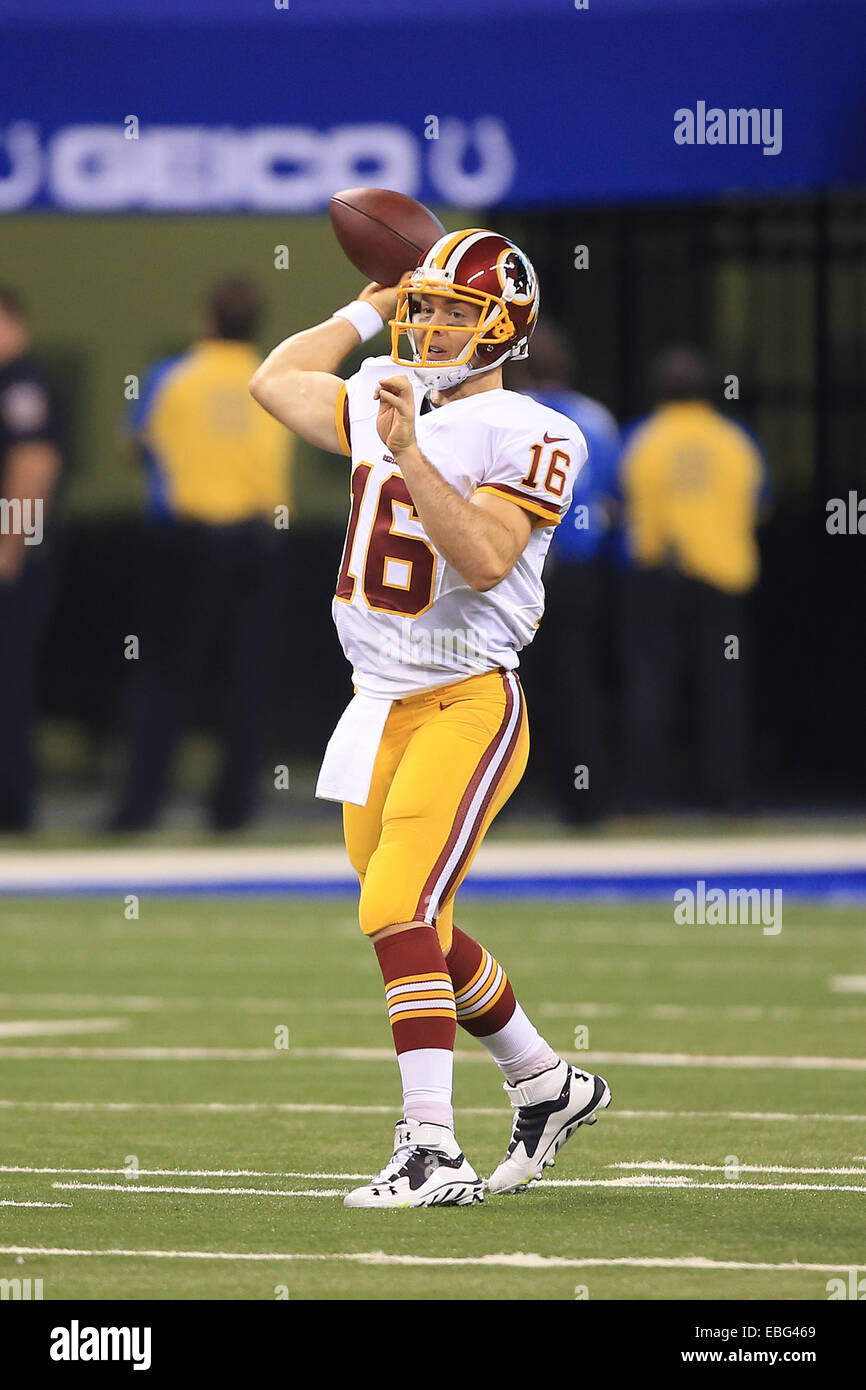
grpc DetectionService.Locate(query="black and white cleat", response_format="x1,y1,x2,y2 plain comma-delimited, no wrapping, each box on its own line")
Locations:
344,1119,485,1209
486,1059,612,1195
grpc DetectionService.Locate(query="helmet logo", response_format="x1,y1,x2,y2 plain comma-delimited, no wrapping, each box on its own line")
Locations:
496,248,536,306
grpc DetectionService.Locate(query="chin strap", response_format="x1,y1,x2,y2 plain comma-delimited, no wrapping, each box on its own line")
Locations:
409,357,504,392
411,362,471,391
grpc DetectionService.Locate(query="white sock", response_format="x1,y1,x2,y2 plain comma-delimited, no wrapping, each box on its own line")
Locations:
475,1003,560,1086
398,1047,454,1128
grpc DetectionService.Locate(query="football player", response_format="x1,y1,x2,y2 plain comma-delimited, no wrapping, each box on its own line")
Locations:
251,229,611,1207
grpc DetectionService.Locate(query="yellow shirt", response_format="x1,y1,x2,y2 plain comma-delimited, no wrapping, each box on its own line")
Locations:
144,340,292,524
623,402,763,593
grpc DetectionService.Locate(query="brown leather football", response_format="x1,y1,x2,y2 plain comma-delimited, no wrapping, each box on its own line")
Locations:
329,188,446,287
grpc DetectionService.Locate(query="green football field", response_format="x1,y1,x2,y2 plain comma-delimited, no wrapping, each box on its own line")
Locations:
1,894,864,1301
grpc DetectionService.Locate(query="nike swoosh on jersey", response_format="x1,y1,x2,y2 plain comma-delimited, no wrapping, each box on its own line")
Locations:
543,432,570,443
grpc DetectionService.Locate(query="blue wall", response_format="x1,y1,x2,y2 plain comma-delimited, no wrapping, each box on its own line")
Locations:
1,0,864,211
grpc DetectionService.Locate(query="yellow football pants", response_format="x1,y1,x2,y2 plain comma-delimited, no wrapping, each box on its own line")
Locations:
343,668,529,953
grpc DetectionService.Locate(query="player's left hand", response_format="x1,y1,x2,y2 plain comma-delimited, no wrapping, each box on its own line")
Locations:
374,375,416,455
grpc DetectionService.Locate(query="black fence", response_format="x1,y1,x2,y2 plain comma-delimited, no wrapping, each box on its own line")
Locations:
37,510,866,811
504,192,866,502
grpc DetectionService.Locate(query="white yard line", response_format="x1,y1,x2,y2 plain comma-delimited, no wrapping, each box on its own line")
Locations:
0,1019,127,1039
49,1176,866,1196
611,1161,866,1176
0,1046,281,1060
2,1044,866,1069
0,1245,862,1273
1,1098,865,1122
611,1109,866,1122
5,993,847,1020
0,994,186,1011
540,1002,866,1020
2,1165,856,1194
1,1166,369,1179
0,994,384,1013
0,1098,403,1115
535,1177,866,1192
51,1182,345,1198
830,976,866,994
0,1200,71,1208
571,1049,861,1071
0,1161,862,1184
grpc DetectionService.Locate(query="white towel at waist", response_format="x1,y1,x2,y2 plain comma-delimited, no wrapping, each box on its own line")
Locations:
315,692,393,807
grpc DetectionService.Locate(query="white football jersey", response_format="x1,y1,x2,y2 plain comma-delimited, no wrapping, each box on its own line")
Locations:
332,355,587,698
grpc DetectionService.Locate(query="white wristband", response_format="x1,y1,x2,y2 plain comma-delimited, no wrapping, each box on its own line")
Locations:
332,299,385,343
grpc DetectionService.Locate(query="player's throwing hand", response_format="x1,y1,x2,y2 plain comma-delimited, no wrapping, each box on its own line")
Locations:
375,374,416,455
358,281,400,320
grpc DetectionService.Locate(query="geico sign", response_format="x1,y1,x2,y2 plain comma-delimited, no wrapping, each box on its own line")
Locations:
0,119,516,211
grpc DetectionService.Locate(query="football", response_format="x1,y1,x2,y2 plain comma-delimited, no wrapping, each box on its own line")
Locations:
329,187,446,287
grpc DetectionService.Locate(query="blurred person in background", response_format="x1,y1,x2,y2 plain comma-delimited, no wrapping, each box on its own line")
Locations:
110,277,293,832
510,322,621,823
0,287,62,831
620,346,769,813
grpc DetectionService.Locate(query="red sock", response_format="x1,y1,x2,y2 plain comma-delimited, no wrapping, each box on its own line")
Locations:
374,926,456,1055
446,926,516,1038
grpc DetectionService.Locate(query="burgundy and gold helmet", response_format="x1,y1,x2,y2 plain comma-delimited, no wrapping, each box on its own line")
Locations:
390,228,540,390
